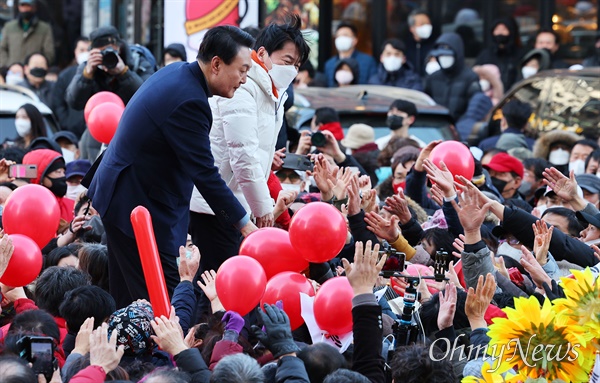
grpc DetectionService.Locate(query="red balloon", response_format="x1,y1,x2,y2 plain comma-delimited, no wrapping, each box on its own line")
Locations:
289,202,347,263
260,272,315,330
240,228,309,280
84,91,125,123
429,141,475,180
87,102,124,144
131,206,171,318
2,184,60,249
453,260,467,289
313,277,353,335
216,256,267,316
0,234,42,287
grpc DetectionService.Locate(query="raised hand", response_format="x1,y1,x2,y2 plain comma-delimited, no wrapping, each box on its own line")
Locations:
346,174,362,216
423,159,456,198
72,317,95,356
252,304,300,358
332,167,353,200
342,240,386,296
197,270,225,313
532,220,554,266
437,283,457,330
178,245,200,283
0,232,13,279
274,189,298,219
312,154,337,201
361,189,378,214
89,323,125,373
414,140,442,172
364,211,399,243
271,148,286,171
519,245,552,289
542,167,579,203
384,188,412,224
464,273,496,330
452,234,465,259
450,185,492,235
150,307,188,356
295,131,312,155
491,254,509,279
430,183,445,207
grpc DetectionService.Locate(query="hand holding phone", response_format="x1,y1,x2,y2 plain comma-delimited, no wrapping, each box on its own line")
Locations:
16,336,56,381
9,164,37,179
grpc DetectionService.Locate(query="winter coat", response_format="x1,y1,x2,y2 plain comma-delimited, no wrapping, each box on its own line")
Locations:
478,127,536,151
51,65,86,137
515,49,552,83
0,16,55,66
23,78,54,106
475,18,524,90
455,92,493,141
424,33,482,122
22,149,74,222
404,34,436,78
65,42,155,110
324,50,377,87
190,55,286,219
532,129,583,161
367,62,423,91
351,295,385,383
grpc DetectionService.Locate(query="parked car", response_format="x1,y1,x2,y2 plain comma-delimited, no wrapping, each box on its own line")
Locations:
0,84,59,144
286,85,459,144
474,68,600,145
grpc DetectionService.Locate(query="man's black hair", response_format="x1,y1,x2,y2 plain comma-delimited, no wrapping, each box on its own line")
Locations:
44,246,78,270
380,38,406,53
254,14,310,67
535,28,561,45
7,309,60,342
542,207,585,237
314,107,340,125
0,356,38,383
75,36,90,46
197,26,255,65
522,157,550,181
297,343,347,383
23,52,48,67
336,21,358,37
34,266,90,317
585,148,600,171
390,345,456,383
59,285,115,333
323,369,370,383
78,243,109,291
574,139,599,151
389,99,417,117
501,100,532,130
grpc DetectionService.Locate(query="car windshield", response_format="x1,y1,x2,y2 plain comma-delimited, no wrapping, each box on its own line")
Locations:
0,115,57,144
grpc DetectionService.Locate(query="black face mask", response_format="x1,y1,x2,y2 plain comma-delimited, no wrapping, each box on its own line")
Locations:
491,177,508,195
20,11,34,20
47,176,67,197
386,115,404,131
493,34,510,46
29,67,47,78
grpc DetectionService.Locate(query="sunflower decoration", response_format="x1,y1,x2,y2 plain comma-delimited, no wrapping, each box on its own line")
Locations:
486,296,595,382
553,268,600,349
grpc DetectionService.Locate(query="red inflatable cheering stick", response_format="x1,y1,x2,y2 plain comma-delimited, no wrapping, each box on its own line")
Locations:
131,206,170,318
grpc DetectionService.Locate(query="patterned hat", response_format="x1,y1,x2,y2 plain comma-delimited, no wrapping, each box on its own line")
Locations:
107,301,155,356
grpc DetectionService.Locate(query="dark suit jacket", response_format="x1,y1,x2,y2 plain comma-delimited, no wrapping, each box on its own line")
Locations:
87,62,248,256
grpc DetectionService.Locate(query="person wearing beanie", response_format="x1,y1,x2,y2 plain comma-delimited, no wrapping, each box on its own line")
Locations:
22,149,74,221
163,43,187,66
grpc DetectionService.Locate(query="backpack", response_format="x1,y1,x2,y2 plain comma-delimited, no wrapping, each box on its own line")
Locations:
129,44,158,74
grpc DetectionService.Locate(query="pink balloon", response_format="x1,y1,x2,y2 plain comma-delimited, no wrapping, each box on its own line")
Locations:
216,256,267,316
240,228,309,280
2,184,60,249
289,202,347,263
87,102,124,144
313,277,353,335
261,272,315,330
429,141,475,180
0,234,42,287
84,91,125,123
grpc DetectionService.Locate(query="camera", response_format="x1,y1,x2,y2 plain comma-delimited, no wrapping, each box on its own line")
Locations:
310,131,326,147
101,47,120,69
16,336,56,381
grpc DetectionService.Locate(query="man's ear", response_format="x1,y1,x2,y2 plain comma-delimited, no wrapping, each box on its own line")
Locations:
408,115,416,126
210,56,222,74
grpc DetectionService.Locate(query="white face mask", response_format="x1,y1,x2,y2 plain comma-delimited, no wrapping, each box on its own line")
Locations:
382,56,403,72
66,184,87,201
479,79,491,92
76,51,90,65
6,72,24,85
548,148,570,165
438,55,455,69
280,183,302,193
267,55,298,90
335,36,353,52
425,61,440,75
535,204,547,216
568,159,586,175
521,66,537,79
415,24,433,40
497,242,523,261
61,147,76,163
15,118,31,137
335,70,354,85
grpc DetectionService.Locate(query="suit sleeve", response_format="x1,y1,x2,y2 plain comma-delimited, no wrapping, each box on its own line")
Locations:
160,100,248,229
218,88,274,218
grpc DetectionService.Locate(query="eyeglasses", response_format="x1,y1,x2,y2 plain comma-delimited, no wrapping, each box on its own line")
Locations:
499,237,520,246
276,172,301,183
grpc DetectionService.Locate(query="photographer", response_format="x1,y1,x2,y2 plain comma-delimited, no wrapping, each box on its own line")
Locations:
65,26,155,111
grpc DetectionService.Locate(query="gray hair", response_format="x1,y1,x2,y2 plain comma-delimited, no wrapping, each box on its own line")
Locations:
210,353,265,383
408,9,430,26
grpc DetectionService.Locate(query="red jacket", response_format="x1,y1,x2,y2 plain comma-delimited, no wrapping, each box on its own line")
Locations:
70,365,106,383
268,171,291,230
22,149,74,222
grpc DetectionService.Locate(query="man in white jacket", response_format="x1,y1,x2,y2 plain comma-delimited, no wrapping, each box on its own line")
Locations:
190,15,310,274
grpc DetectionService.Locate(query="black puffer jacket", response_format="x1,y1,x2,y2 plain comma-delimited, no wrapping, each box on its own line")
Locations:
424,32,481,122
475,18,524,91
65,41,156,110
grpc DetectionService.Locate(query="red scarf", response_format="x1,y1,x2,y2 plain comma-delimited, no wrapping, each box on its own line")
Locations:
251,50,278,98
320,122,344,141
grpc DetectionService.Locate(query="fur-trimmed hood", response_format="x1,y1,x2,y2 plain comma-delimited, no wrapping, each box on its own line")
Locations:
532,130,583,160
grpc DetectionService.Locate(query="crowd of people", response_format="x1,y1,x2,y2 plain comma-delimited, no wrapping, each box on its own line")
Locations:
0,1,599,382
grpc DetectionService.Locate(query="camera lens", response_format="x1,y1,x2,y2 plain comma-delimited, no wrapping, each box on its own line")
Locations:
101,49,119,69
311,131,326,147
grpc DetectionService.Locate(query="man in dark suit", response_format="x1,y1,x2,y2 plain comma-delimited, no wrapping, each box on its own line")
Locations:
86,26,258,308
